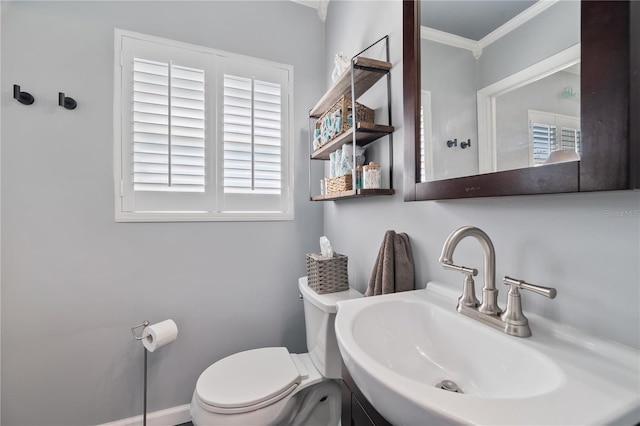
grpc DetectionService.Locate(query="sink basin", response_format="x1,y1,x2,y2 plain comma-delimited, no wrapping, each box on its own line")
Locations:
335,282,640,425
351,298,564,399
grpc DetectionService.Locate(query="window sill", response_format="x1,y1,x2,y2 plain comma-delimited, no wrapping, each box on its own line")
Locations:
115,211,294,223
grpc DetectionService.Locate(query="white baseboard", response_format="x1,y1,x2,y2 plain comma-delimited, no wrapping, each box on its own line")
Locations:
99,403,191,426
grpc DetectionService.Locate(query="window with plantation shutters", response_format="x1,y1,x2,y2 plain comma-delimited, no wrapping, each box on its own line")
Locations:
114,30,293,221
528,110,580,166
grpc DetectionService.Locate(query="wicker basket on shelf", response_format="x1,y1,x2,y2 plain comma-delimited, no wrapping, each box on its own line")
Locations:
305,252,349,294
315,95,374,148
326,174,353,193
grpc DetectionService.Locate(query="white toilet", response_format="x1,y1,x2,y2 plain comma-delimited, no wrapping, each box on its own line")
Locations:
190,277,362,425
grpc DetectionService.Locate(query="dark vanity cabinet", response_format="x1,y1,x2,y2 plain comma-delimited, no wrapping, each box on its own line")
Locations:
341,362,392,426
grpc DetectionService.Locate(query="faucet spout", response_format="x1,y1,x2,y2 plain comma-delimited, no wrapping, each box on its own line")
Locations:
439,226,500,315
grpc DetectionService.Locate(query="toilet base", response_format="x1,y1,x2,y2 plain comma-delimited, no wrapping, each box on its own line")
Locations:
274,379,341,426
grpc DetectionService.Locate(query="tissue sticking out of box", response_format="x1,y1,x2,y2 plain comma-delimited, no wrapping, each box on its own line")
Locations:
320,236,334,258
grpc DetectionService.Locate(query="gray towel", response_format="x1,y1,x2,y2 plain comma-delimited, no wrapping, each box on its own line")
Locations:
365,230,415,296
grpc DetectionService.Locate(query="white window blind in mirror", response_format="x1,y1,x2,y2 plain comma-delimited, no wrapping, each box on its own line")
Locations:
528,110,580,166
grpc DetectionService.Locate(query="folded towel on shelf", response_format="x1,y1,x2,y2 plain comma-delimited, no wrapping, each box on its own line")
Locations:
365,230,415,296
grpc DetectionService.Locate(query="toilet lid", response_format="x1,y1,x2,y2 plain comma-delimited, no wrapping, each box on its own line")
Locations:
196,347,301,411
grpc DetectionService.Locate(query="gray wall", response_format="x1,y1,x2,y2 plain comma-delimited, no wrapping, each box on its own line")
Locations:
477,0,580,88
421,40,478,180
324,0,639,352
1,1,324,425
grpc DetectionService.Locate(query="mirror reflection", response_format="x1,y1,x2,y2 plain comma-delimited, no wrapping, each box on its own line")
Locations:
419,0,581,182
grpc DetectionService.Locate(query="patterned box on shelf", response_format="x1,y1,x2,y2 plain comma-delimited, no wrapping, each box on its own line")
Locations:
326,174,353,193
305,252,349,294
315,95,374,148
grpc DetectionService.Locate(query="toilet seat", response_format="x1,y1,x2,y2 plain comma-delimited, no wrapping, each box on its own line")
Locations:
195,347,302,415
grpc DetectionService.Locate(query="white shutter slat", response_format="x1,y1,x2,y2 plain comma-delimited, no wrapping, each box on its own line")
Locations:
171,107,205,121
171,135,205,148
134,92,169,107
171,116,205,130
134,144,169,156
171,145,204,157
172,86,204,101
134,81,168,97
134,173,169,184
135,102,169,116
134,133,167,145
134,72,168,87
134,112,169,126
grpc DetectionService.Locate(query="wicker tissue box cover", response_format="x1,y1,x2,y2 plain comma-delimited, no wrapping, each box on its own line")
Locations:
305,252,349,294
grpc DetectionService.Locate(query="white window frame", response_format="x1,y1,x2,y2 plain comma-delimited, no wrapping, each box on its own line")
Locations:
114,29,294,222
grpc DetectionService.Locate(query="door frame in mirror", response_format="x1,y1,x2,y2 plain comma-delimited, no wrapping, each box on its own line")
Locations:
477,44,580,174
403,0,636,201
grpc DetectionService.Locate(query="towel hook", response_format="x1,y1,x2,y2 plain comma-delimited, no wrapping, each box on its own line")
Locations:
13,85,34,105
58,92,77,110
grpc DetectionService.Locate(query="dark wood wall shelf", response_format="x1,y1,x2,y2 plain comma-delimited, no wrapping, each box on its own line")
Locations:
308,36,395,202
309,57,392,118
310,122,394,160
310,188,395,201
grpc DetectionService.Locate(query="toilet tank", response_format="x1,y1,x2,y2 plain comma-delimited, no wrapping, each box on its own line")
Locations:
298,277,362,379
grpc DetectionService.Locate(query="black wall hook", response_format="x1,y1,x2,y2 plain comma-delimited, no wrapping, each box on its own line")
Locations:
447,138,458,148
13,85,34,105
58,92,77,110
461,139,472,149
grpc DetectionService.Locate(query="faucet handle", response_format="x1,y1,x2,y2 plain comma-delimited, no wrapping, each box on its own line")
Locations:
442,263,480,308
503,276,557,299
501,277,557,337
442,262,478,277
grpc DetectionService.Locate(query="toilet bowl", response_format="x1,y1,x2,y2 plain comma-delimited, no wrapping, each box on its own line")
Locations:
190,277,362,425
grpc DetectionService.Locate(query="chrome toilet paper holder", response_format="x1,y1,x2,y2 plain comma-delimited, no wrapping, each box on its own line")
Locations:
131,320,150,340
131,320,151,426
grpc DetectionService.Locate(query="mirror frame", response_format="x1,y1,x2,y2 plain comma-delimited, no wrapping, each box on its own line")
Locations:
403,0,637,201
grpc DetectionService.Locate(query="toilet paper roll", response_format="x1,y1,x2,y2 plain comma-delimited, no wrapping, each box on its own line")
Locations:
141,319,178,352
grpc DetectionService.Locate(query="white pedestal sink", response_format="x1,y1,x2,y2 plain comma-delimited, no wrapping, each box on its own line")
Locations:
335,282,640,425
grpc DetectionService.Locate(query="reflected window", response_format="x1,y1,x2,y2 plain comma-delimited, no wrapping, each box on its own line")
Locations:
528,110,580,166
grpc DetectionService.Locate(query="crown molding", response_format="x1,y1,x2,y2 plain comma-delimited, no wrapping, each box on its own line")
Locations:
290,0,329,21
421,26,482,58
478,0,559,49
421,0,560,59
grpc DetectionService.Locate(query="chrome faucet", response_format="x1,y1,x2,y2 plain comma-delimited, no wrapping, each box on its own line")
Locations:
439,226,500,315
439,226,556,337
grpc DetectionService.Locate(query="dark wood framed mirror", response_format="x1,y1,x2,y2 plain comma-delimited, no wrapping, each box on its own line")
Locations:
403,0,638,201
